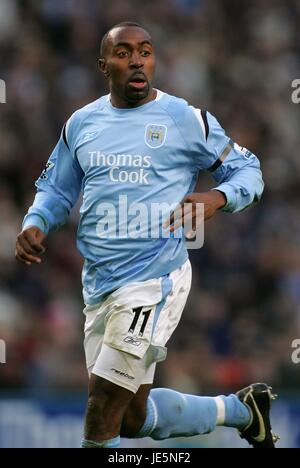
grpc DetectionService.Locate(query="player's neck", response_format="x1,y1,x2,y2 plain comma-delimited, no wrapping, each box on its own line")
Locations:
110,88,157,109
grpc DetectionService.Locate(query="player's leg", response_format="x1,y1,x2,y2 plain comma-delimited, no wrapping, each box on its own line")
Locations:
121,384,152,437
127,260,238,441
122,384,250,440
118,261,278,448
82,373,135,448
119,286,248,442
130,383,278,448
119,359,253,444
82,301,142,448
135,387,251,439
119,365,277,448
82,337,157,448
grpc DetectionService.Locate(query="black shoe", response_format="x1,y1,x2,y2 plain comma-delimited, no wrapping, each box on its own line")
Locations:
236,383,279,448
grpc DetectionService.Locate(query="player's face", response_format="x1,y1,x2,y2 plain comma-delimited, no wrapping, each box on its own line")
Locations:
100,27,156,107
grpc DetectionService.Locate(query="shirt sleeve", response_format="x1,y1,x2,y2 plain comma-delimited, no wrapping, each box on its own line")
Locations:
188,109,265,213
23,119,84,234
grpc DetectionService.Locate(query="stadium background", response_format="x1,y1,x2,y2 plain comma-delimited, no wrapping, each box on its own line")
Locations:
0,0,300,448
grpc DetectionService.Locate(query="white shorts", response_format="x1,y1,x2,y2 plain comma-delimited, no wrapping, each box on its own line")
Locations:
83,259,192,393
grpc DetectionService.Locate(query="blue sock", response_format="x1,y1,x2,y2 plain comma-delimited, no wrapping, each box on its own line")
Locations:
137,388,251,440
81,436,120,448
219,394,251,429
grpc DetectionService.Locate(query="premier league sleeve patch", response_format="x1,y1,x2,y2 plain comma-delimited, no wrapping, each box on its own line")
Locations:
39,161,55,180
234,142,253,159
145,124,168,149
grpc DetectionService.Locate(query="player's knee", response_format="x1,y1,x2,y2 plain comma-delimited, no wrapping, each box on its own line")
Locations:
86,376,127,427
88,378,108,410
86,393,103,415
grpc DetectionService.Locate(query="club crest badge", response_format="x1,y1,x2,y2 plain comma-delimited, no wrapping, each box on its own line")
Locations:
145,124,167,149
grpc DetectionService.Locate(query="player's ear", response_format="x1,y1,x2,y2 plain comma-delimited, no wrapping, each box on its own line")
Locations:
99,59,110,78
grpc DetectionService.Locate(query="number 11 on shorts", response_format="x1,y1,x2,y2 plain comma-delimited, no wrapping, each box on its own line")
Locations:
129,307,152,337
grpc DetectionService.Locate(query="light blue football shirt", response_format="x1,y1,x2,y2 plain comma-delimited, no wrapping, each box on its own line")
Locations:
23,91,264,305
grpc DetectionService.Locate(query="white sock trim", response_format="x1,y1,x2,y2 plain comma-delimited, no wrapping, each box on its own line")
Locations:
214,396,226,426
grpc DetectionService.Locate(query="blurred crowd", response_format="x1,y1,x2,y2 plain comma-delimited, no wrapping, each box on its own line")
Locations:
0,0,300,396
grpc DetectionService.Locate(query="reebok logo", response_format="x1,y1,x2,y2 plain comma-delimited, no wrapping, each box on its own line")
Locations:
124,336,142,347
110,368,135,380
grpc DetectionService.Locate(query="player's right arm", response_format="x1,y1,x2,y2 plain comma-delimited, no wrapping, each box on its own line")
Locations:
15,226,46,265
15,119,84,266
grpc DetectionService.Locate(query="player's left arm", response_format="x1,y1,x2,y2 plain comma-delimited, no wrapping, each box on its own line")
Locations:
180,110,264,225
204,111,264,214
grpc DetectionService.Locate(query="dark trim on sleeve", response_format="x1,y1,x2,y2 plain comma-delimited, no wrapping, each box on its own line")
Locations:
201,110,209,140
208,158,222,173
208,140,234,173
63,124,70,150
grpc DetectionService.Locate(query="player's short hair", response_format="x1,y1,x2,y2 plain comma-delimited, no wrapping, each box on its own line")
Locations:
100,21,146,58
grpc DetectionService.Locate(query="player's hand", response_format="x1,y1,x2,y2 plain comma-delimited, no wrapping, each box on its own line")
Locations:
166,191,227,233
15,227,46,266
